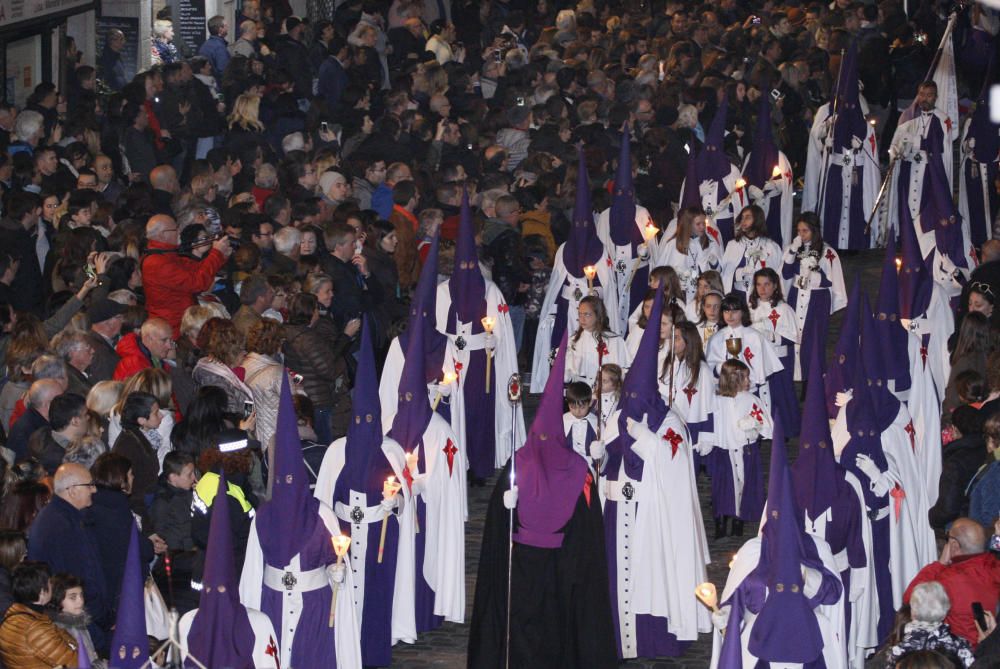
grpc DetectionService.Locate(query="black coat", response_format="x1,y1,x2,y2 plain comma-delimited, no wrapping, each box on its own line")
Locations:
0,218,45,314
27,427,67,476
929,435,987,530
319,254,383,326
86,333,120,383
273,35,313,99
7,409,48,463
89,487,154,606
111,427,160,522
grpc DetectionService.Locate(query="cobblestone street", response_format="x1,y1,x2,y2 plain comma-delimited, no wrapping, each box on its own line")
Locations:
391,250,886,667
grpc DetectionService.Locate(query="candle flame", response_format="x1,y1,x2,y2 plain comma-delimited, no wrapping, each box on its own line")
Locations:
332,535,351,556
869,118,877,126
643,223,659,240
443,372,458,384
387,475,395,484
771,165,782,178
481,316,496,332
583,265,597,279
729,554,737,569
695,582,718,610
735,178,747,190
895,257,902,271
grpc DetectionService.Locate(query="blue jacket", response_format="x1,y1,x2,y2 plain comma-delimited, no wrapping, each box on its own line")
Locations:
27,495,109,650
371,183,393,220
317,56,348,111
198,35,230,80
6,408,47,462
970,460,1000,528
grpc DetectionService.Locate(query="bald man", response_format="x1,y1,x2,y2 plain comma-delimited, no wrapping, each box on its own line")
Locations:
28,462,110,648
904,518,1000,647
150,165,180,216
142,214,231,336
114,317,176,379
6,378,63,461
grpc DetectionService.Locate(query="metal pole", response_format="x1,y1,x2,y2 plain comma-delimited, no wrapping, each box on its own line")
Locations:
865,156,898,242
816,49,847,217
504,373,522,669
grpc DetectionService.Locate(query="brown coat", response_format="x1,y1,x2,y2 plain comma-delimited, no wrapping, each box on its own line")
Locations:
389,205,420,291
0,603,78,669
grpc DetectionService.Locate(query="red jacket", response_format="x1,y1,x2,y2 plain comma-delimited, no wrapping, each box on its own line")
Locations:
142,240,226,336
113,332,156,380
904,552,1000,647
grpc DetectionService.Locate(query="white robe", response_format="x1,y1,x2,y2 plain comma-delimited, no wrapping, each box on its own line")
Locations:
656,352,714,428
656,235,723,305
595,204,658,332
958,117,1000,245
179,606,280,669
803,95,871,213
906,331,944,509
706,325,784,415
721,236,784,295
565,330,628,387
312,436,419,646
700,391,773,511
742,149,795,246
378,336,452,434
435,280,526,469
238,503,363,669
529,243,618,392
749,300,799,363
709,534,848,669
677,164,743,240
603,411,712,648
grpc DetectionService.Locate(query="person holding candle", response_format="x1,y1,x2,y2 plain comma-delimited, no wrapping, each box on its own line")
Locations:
741,93,794,246
597,363,623,436
696,288,725,347
602,286,711,659
388,280,466,634
748,268,801,437
531,149,617,393
313,318,414,666
657,206,722,306
240,374,362,669
181,469,283,669
780,212,847,382
596,125,661,333
436,191,524,483
658,321,714,452
721,205,783,303
566,296,628,388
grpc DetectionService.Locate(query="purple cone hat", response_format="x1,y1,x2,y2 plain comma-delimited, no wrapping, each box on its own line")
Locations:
875,233,911,394
825,275,862,417
450,188,486,323
609,124,641,247
513,331,588,549
897,204,933,320
791,342,839,519
398,230,447,382
391,295,433,451
564,146,604,277
109,523,150,669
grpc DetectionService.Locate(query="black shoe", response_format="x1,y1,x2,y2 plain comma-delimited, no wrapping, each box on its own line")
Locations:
731,519,744,537
714,516,728,539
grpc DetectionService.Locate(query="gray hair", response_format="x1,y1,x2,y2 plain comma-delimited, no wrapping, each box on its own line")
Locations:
52,331,92,361
180,304,217,340
31,354,68,382
13,110,44,143
909,582,951,623
153,19,173,38
273,226,301,255
27,378,63,410
556,9,576,31
282,132,306,154
108,289,138,306
255,163,278,189
63,436,108,470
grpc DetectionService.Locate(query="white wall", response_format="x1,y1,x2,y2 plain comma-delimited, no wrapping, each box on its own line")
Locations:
5,34,42,107
66,10,97,67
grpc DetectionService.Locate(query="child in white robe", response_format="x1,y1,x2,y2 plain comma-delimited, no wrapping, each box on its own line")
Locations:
566,296,628,386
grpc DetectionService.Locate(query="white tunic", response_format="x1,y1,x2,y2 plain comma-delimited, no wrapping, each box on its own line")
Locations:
741,149,795,246
705,325,784,413
721,236,784,295
959,116,1000,244
565,330,628,387
656,235,723,304
749,300,799,357
595,204,658,332
700,391,773,511
378,336,452,434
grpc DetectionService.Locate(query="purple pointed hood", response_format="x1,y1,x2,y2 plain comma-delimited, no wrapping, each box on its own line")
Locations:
875,233,912,394
186,470,256,669
696,95,732,180
256,372,321,567
610,284,667,480
825,276,862,417
679,149,702,210
898,204,933,320
609,124,642,247
398,231,448,382
334,317,384,506
513,331,588,549
449,188,486,323
969,55,999,164
390,298,433,451
564,146,605,276
831,42,869,151
791,344,840,519
109,523,150,669
745,94,780,189
860,292,901,431
748,409,826,664
842,316,890,471
921,139,968,269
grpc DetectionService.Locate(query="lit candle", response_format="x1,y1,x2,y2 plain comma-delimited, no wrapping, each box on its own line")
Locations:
728,554,737,569
734,177,747,191
482,316,496,390
329,535,352,626
583,265,597,292
432,372,458,411
771,165,782,180
895,256,902,272
378,476,402,564
695,582,719,612
643,222,659,241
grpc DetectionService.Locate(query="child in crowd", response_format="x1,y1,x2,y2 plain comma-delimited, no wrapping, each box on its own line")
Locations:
597,363,623,434
566,296,628,387
48,573,107,668
563,381,601,472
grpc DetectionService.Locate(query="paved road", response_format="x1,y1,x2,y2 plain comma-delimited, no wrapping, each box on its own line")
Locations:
391,249,887,667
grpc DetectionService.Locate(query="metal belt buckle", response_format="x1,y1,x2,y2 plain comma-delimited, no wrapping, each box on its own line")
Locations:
867,508,879,521
350,506,365,524
622,482,635,500
455,336,466,350
282,572,297,591
573,287,582,301
616,259,627,273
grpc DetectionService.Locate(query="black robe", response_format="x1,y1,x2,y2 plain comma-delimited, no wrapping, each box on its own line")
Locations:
467,461,617,669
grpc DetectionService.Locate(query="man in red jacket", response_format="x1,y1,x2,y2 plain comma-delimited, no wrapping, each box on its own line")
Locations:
114,318,175,380
142,214,232,336
904,518,1000,647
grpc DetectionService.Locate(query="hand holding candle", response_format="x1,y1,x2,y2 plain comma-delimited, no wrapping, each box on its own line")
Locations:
432,372,457,411
482,316,496,390
583,265,597,293
378,476,402,564
329,535,352,626
695,582,719,612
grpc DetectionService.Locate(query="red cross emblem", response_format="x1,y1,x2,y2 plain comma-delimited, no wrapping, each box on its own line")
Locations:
443,440,458,476
266,636,281,669
768,309,780,329
403,456,415,490
890,484,906,522
597,341,609,358
743,347,754,364
784,170,793,181
453,361,463,381
583,471,594,507
497,303,509,314
749,404,764,423
683,385,697,403
826,248,836,262
945,117,953,133
869,134,877,155
662,427,683,458
606,256,613,267
920,346,928,366
904,422,916,452
760,261,766,268
707,227,719,242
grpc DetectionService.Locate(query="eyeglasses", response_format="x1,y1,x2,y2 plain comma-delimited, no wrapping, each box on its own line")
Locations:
69,481,96,489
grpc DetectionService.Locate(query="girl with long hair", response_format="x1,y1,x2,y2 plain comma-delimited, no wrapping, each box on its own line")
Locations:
748,268,801,436
659,321,714,448
565,296,627,387
684,270,725,322
658,206,722,304
720,204,782,301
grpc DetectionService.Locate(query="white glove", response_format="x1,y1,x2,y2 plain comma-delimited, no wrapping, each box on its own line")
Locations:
380,495,398,513
711,607,731,631
484,333,497,351
503,485,518,509
638,243,650,259
435,381,453,398
327,563,346,584
791,236,803,251
625,414,647,439
855,453,881,483
589,440,606,460
835,390,853,407
706,253,718,266
747,185,765,202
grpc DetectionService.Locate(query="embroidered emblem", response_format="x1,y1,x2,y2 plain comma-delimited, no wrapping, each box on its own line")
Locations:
749,404,764,423
281,571,298,590
455,336,466,350
662,428,683,457
350,506,365,524
622,481,635,500
683,385,697,402
768,309,780,329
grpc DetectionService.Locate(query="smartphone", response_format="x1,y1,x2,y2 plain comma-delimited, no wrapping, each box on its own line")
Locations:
494,49,503,63
291,372,304,385
243,401,254,420
973,602,988,632
321,121,329,133
771,88,784,101
85,265,97,280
